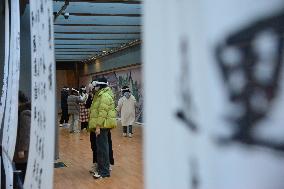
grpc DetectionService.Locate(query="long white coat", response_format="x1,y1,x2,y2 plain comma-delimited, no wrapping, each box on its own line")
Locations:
117,95,136,126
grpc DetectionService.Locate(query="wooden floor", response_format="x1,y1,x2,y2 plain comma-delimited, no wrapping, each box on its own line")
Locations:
53,124,144,189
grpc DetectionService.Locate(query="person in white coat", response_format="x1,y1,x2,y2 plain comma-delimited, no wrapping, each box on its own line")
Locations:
116,86,137,138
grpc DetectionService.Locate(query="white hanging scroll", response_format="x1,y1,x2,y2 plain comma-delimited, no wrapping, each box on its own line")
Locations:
191,1,284,189
0,0,10,131
144,0,284,189
24,0,55,188
0,0,10,187
144,1,194,189
2,0,20,188
0,0,10,188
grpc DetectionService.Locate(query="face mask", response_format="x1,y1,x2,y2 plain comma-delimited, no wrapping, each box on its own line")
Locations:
95,86,100,91
124,92,131,99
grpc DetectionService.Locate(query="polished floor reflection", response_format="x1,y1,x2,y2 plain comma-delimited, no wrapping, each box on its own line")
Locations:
54,123,144,189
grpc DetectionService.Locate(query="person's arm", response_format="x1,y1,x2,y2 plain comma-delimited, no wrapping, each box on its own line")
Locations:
116,98,123,112
79,93,88,102
133,95,138,108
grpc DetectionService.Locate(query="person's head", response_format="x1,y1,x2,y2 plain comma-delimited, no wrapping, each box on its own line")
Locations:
18,91,31,111
62,86,69,91
92,77,108,92
19,90,28,104
121,86,131,99
71,88,79,95
79,85,86,94
86,83,93,93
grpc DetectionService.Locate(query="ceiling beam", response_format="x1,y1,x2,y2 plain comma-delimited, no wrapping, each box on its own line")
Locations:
66,13,141,17
55,50,102,53
55,38,137,40
53,0,141,4
54,24,141,27
55,47,106,49
55,43,122,45
54,0,69,21
55,31,140,34
82,39,141,62
56,54,94,55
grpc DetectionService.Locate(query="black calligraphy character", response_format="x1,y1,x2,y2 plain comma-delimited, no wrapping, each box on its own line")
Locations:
176,37,198,132
32,160,36,176
33,35,36,52
41,140,44,159
34,106,37,120
43,83,47,100
40,0,44,13
39,138,42,155
31,11,35,27
43,60,46,74
215,11,284,152
34,58,38,77
48,64,53,90
35,162,39,182
48,8,52,49
34,83,38,100
38,168,43,188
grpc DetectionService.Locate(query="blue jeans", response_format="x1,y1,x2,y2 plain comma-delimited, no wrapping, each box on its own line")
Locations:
96,128,110,177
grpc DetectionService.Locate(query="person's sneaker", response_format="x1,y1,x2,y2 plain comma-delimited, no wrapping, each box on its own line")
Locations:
89,163,98,174
123,133,127,137
93,173,110,179
128,133,132,138
59,124,63,127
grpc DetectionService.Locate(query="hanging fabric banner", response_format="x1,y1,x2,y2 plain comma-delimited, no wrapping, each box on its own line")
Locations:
0,0,10,131
189,1,284,189
24,0,55,188
144,1,195,188
144,0,284,189
1,0,20,188
0,0,10,187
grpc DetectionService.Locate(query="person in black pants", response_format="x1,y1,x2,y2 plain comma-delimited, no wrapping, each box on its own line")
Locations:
87,86,114,174
89,130,114,174
59,87,69,127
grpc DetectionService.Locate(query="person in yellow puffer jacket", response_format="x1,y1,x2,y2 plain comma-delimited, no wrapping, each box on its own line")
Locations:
89,77,117,179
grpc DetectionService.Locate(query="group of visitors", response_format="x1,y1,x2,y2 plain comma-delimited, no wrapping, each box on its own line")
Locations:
59,77,137,179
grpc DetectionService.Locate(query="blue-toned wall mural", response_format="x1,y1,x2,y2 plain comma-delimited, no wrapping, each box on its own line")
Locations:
80,66,143,123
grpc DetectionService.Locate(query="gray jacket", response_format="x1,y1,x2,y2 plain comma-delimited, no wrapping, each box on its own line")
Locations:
67,95,80,114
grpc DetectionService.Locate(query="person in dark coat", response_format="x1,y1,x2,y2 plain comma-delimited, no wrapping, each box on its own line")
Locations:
13,91,31,187
59,86,69,127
